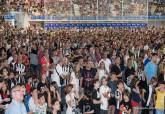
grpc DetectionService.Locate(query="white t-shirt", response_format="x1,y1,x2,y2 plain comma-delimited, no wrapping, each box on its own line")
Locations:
8,56,13,64
0,95,2,103
29,97,37,113
65,93,76,114
99,85,110,110
34,103,47,114
101,59,111,73
98,69,108,81
70,72,79,91
29,97,47,114
51,64,63,87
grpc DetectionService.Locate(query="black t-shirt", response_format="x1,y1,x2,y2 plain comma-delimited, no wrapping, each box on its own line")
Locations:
37,82,47,91
92,89,100,114
124,66,135,83
79,98,93,113
143,84,155,105
81,68,97,90
158,73,164,83
111,64,121,75
120,100,132,114
31,48,38,54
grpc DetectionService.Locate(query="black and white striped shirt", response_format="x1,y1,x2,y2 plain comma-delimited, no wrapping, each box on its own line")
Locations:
62,63,73,85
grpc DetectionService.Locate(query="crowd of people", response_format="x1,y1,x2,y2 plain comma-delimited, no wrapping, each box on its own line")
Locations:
0,22,165,114
1,0,165,17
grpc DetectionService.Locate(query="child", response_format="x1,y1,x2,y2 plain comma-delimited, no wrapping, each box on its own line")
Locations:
108,72,117,114
65,84,79,114
34,93,47,114
119,90,132,114
100,77,111,114
155,81,165,114
51,99,60,114
115,80,125,114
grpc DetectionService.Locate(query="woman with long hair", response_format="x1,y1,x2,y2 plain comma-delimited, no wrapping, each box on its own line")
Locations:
70,63,80,93
0,81,10,107
49,81,61,103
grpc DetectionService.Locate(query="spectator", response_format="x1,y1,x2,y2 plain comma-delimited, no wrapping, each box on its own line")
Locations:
124,58,136,86
5,85,27,114
49,81,61,102
99,77,111,114
96,60,109,81
65,84,78,114
111,56,122,79
28,87,38,114
145,53,158,83
130,77,141,114
34,93,48,114
115,80,125,114
108,73,118,114
141,77,157,114
119,89,132,114
155,81,165,114
51,99,60,114
78,91,94,114
81,60,97,91
92,79,101,114
0,23,165,114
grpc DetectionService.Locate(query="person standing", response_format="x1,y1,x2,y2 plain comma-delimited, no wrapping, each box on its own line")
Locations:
92,79,101,114
155,81,165,114
111,57,122,79
100,77,111,114
145,53,158,83
65,84,79,114
81,60,97,91
5,85,27,114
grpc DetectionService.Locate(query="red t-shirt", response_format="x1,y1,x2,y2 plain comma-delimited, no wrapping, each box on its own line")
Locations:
22,54,29,67
40,56,50,75
26,83,31,95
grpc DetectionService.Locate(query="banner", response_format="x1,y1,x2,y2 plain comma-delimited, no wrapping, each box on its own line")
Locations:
44,23,148,29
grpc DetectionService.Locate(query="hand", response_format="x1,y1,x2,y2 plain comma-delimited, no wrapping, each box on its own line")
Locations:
120,106,126,112
45,87,50,92
142,98,146,103
123,107,127,112
0,105,5,109
3,98,10,102
65,75,70,80
103,92,109,98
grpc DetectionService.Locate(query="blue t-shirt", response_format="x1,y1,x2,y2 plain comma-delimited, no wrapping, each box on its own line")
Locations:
144,61,157,81
144,58,151,66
